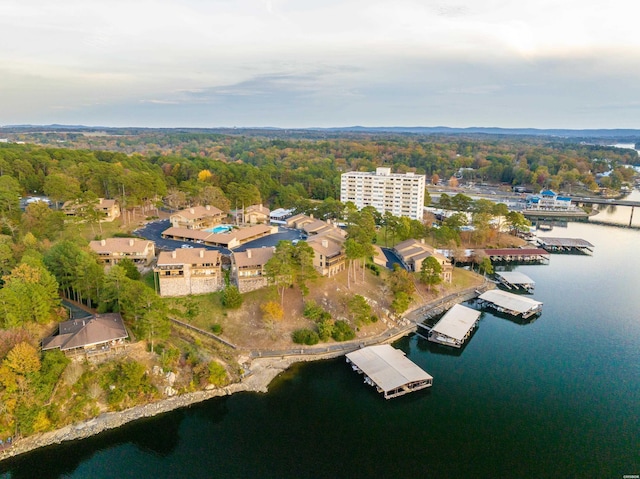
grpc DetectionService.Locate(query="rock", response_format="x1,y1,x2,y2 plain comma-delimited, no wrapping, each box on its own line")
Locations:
164,386,177,397
165,371,176,385
152,365,163,376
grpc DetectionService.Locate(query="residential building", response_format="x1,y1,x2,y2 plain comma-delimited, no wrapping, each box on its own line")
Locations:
62,198,121,222
41,313,128,358
161,224,277,249
393,238,453,283
231,247,275,292
155,248,223,297
238,204,270,224
89,237,156,267
170,205,225,230
286,214,347,276
340,167,426,220
307,234,347,277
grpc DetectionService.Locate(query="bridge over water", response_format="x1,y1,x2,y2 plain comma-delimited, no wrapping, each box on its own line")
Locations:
572,196,639,226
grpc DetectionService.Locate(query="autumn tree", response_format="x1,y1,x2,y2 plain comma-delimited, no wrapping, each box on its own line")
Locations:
0,261,61,327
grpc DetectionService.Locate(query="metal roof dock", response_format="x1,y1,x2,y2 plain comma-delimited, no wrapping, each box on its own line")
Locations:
483,248,550,264
537,237,594,255
346,345,433,399
495,272,536,293
428,304,481,348
478,289,543,319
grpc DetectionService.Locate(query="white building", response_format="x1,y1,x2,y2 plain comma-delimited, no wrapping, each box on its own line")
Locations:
340,167,425,220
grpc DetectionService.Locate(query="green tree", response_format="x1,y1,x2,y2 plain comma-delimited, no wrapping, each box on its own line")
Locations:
348,294,372,326
264,241,294,305
207,361,229,387
420,256,443,291
391,291,412,315
43,173,81,209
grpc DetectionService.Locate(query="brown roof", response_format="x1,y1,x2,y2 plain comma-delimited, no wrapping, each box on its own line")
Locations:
172,205,224,220
233,247,275,268
245,204,270,215
307,236,344,257
42,313,128,351
89,237,154,254
162,224,275,245
157,248,220,265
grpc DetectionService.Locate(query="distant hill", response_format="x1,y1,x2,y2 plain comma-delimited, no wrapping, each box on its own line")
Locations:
2,124,640,142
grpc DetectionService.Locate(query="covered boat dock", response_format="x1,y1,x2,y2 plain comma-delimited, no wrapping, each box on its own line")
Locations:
428,304,481,348
537,237,594,255
495,271,536,293
483,248,550,264
345,345,433,399
478,289,543,319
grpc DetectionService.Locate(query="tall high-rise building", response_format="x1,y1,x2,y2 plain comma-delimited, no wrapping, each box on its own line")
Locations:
340,167,426,220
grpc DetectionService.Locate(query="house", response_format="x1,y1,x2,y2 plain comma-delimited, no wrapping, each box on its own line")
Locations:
393,238,453,282
41,313,128,358
62,198,121,222
231,247,275,292
89,237,156,267
170,205,226,230
155,248,223,297
243,204,270,224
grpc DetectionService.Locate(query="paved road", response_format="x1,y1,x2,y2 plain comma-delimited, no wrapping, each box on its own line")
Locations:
134,220,302,255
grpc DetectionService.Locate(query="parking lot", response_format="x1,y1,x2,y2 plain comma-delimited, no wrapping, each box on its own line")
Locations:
134,220,303,255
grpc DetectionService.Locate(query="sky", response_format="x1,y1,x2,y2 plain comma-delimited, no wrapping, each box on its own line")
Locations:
2,0,640,129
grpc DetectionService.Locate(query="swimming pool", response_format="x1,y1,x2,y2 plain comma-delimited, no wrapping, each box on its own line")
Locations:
205,224,233,234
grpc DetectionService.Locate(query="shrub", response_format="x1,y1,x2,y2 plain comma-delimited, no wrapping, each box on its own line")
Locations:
221,285,243,309
292,329,319,345
317,318,335,341
208,361,229,387
210,323,223,335
331,320,355,342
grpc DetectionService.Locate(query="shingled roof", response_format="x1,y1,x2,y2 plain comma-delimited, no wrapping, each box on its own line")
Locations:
41,313,128,352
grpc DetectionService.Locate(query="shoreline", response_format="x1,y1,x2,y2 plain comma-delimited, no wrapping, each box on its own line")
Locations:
0,283,487,463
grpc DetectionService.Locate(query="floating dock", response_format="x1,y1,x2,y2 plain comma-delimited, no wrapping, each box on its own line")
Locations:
346,345,433,399
536,237,594,255
483,248,550,264
478,289,543,319
428,304,481,348
495,272,536,293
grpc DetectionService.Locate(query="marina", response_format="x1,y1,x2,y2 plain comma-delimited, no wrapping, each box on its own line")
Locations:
427,304,481,348
483,248,550,264
477,289,543,319
495,271,535,293
536,237,594,255
345,345,433,399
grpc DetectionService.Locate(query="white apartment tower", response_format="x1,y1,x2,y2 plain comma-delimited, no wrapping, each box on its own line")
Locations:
340,167,426,220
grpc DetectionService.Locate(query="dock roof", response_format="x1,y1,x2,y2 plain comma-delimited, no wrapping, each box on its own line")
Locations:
431,304,481,342
537,237,594,248
495,271,535,286
478,289,542,314
346,345,432,394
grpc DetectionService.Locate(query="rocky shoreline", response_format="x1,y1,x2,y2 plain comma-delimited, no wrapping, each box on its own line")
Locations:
0,283,488,463
0,354,343,463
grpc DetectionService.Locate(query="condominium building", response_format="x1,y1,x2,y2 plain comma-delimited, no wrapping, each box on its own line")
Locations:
340,167,426,220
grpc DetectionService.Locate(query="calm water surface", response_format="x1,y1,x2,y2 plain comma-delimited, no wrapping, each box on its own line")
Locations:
1,210,639,479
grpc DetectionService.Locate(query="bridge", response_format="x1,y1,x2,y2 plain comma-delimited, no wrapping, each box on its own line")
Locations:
570,196,640,208
571,196,639,226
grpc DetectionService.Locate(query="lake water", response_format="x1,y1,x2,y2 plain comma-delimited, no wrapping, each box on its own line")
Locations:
1,204,639,479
